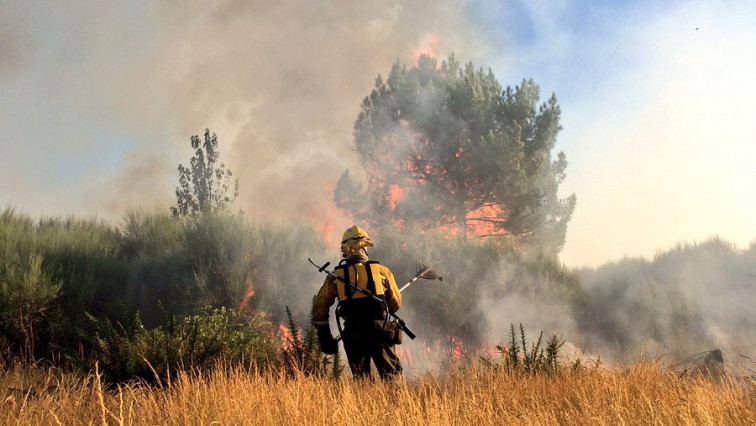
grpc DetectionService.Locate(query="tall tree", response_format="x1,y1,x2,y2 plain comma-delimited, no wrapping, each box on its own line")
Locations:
336,54,575,252
172,129,238,217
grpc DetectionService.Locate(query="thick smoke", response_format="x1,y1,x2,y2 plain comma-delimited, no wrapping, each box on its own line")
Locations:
0,1,492,235
577,239,756,362
382,237,755,373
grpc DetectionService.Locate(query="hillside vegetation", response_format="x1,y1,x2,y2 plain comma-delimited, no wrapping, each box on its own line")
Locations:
1,207,754,381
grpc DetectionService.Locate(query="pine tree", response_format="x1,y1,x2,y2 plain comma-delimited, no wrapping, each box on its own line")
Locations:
338,54,575,252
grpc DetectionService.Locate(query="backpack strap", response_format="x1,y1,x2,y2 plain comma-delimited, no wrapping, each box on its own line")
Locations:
364,260,381,295
334,303,345,337
365,260,390,317
365,263,376,294
334,259,356,299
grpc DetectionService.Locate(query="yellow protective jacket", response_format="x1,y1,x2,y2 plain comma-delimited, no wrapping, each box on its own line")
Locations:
311,260,401,326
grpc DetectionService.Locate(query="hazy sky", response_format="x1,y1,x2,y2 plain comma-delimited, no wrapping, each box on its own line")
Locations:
1,0,755,267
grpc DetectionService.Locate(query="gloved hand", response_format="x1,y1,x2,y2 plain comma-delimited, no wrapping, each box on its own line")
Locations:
315,325,338,355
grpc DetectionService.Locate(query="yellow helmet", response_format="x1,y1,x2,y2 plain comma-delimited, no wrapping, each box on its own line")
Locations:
341,225,371,243
341,225,374,255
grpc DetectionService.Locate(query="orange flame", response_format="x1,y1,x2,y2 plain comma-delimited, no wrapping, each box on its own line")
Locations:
388,184,403,211
237,275,255,314
396,345,414,366
319,216,333,242
278,323,294,351
412,34,441,63
393,338,474,370
465,204,506,238
448,336,464,362
297,179,353,249
390,144,507,240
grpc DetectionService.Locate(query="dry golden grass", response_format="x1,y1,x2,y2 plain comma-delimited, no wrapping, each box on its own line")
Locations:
1,361,753,425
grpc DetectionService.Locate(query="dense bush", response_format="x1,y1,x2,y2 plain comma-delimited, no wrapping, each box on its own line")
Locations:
82,307,278,383
0,254,61,362
0,208,327,373
121,211,327,325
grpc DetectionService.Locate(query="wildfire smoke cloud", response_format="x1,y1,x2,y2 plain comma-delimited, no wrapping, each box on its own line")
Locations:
0,1,493,230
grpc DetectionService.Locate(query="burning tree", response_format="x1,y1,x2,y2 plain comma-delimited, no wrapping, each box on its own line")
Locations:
336,54,575,252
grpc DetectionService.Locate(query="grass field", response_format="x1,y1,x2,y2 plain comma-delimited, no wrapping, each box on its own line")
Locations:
1,360,753,425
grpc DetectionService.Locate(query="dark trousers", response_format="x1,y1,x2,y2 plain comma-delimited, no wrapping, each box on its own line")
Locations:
341,322,402,379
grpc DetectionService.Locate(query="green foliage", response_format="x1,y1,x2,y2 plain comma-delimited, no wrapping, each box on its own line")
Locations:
0,208,328,375
116,212,326,326
0,209,130,361
171,129,238,217
339,54,575,252
121,212,185,260
331,342,343,380
83,307,278,384
0,254,61,361
0,209,125,319
494,324,565,376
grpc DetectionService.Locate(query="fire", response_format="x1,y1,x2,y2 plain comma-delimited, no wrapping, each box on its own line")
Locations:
448,336,464,362
465,204,506,238
391,337,484,372
395,346,414,365
433,203,507,240
319,216,333,242
387,142,508,240
412,34,441,63
298,179,354,249
237,275,255,314
388,184,403,211
278,323,294,351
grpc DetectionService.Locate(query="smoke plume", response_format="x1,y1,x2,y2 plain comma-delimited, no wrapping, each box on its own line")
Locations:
0,1,493,238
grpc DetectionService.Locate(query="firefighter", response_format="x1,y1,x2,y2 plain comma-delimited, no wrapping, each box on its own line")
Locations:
311,225,403,379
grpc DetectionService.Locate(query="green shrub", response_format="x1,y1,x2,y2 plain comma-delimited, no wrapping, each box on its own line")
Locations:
0,254,61,361
82,306,278,384
482,323,566,377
